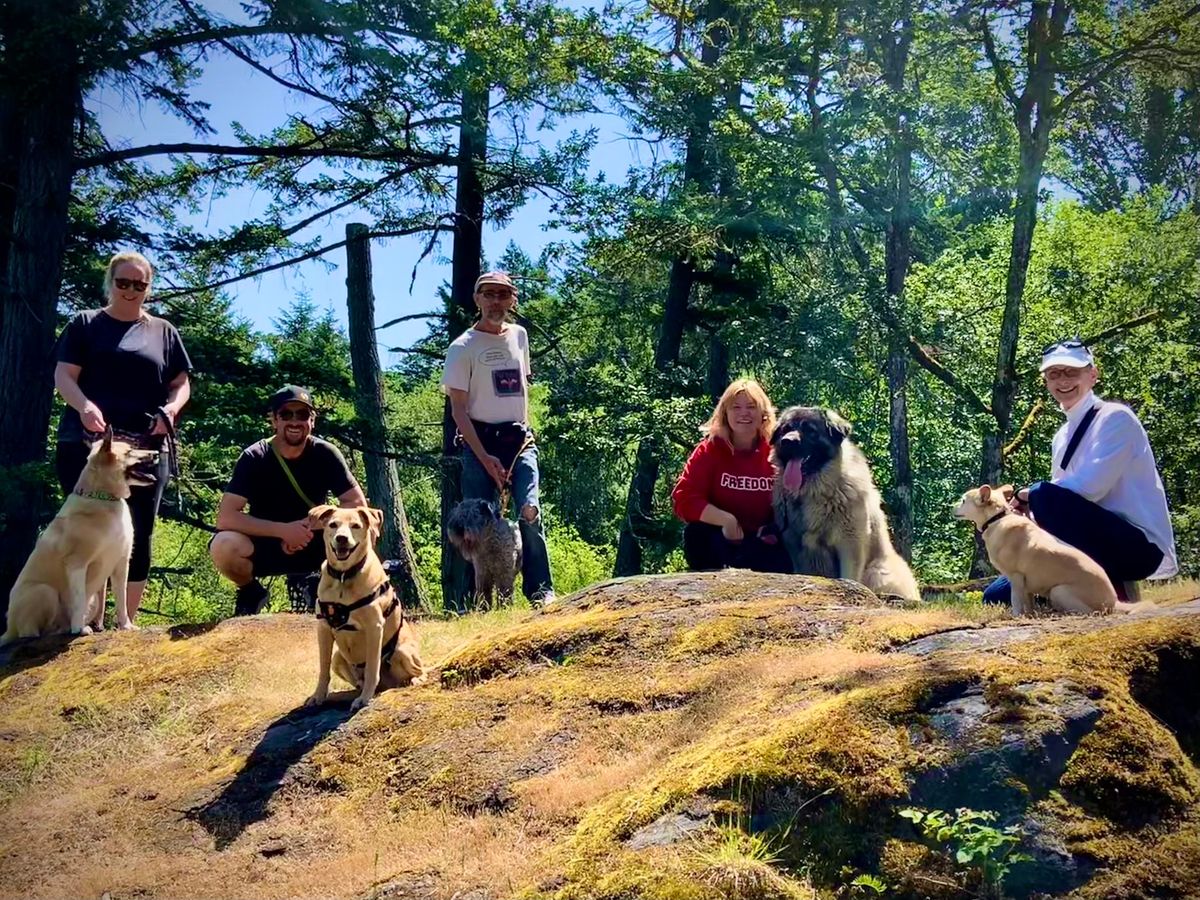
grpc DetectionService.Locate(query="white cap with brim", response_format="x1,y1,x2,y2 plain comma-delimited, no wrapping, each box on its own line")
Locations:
1040,342,1094,372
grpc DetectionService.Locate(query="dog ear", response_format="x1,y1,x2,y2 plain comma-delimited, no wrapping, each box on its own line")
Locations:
101,424,114,452
823,410,852,443
476,498,493,517
979,485,993,502
308,504,337,526
998,484,1016,502
361,507,384,535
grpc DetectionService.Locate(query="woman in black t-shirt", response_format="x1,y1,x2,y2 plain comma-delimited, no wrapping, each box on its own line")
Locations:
54,250,193,629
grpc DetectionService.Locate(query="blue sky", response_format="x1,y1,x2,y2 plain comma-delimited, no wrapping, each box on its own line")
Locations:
91,4,654,360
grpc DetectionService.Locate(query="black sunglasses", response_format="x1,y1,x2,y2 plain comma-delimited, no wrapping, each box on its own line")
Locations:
1041,338,1088,356
114,278,149,292
275,408,313,421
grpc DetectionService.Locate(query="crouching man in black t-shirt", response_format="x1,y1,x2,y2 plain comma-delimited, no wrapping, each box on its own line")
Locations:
210,385,366,615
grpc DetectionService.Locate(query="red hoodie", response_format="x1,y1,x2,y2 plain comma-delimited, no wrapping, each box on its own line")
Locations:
671,436,776,532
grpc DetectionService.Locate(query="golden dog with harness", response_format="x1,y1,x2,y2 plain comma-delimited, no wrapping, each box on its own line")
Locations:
304,505,426,710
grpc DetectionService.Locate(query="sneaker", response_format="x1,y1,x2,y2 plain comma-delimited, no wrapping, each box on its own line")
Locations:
234,579,269,616
531,590,557,609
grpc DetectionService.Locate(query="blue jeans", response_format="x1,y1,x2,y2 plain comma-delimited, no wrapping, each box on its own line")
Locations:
982,481,1164,606
461,444,554,601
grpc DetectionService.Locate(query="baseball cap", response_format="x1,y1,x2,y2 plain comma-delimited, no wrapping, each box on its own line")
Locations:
269,384,315,412
473,271,517,293
1040,339,1094,372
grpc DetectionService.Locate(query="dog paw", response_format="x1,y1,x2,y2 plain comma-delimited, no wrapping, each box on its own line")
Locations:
90,622,106,633
303,693,327,708
117,621,138,632
410,674,428,687
350,695,372,711
76,625,94,636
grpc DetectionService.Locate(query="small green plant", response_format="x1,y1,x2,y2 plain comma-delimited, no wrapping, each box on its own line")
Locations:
900,806,1031,896
848,872,890,895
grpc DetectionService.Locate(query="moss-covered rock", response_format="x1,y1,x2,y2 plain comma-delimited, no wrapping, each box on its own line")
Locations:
0,572,1197,899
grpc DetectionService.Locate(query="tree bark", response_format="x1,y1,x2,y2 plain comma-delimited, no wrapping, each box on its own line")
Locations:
344,223,428,610
0,1,81,621
441,74,488,610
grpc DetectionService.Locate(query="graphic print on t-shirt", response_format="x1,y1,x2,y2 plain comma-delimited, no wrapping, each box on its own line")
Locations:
719,473,774,492
493,368,522,395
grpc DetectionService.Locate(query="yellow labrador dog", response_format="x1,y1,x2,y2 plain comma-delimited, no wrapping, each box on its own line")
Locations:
954,484,1123,616
3,429,159,642
304,505,426,710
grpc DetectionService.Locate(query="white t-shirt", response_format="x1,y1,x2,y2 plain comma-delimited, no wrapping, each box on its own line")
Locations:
440,324,531,424
1050,391,1178,578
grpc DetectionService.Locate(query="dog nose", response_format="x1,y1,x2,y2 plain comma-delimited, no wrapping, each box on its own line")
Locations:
335,534,349,546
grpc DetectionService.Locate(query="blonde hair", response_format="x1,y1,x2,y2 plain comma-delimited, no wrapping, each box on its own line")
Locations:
702,378,777,447
103,250,154,296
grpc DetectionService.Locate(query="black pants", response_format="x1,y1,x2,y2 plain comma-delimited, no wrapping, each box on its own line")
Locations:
683,522,793,574
56,441,169,583
983,480,1164,606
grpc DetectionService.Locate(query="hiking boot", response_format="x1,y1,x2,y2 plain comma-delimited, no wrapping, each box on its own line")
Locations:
234,579,269,616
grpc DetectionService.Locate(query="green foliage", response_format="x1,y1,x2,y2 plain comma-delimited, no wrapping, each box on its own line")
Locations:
900,806,1031,896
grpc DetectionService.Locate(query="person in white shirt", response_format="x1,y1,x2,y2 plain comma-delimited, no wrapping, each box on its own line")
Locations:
983,339,1177,606
441,271,555,609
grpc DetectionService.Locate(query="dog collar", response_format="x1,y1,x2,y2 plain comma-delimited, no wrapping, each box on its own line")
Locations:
326,556,367,583
74,488,121,502
980,510,1007,534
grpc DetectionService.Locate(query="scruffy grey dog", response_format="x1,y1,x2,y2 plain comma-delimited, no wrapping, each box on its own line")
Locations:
447,499,522,607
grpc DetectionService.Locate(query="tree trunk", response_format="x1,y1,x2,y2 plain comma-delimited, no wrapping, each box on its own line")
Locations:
0,3,80,621
972,0,1067,575
613,2,729,577
706,331,730,405
440,75,488,611
344,223,428,610
883,3,914,562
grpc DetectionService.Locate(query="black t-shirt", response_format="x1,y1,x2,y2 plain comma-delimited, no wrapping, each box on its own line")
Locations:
56,308,192,442
226,438,358,523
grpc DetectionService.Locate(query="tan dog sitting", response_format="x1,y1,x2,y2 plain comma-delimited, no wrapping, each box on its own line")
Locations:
3,428,158,642
954,484,1121,616
304,505,426,710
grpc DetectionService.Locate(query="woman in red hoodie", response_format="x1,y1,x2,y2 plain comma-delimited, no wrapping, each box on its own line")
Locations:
671,378,791,572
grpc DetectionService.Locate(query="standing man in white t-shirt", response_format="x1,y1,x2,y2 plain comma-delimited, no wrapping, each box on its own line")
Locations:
983,339,1177,606
441,271,556,607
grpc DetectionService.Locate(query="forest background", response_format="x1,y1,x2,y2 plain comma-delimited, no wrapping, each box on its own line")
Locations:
1,0,1197,620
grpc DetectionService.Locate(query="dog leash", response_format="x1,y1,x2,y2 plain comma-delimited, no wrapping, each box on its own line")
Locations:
498,432,536,517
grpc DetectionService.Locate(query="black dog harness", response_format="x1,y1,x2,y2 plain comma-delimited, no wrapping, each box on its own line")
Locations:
316,578,404,665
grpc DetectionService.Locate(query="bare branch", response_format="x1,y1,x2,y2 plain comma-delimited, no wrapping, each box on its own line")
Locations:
77,140,453,169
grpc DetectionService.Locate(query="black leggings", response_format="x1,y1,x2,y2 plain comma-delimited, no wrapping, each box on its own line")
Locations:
55,441,169,583
682,522,793,574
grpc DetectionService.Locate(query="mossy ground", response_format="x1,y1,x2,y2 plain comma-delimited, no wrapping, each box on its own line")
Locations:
1,571,1197,899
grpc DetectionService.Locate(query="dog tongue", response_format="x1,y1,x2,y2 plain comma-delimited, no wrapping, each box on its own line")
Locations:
783,459,805,492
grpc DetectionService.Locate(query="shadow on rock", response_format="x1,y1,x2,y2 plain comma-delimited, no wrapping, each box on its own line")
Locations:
186,697,358,849
168,621,222,641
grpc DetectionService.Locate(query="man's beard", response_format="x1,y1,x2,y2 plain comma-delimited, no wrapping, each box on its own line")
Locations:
282,428,308,447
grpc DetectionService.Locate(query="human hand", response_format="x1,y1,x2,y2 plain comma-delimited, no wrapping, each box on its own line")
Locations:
278,519,313,553
80,401,107,434
721,516,744,543
1009,487,1031,516
756,524,779,546
483,453,508,488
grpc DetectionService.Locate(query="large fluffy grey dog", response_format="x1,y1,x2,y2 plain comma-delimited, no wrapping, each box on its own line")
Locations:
770,406,920,602
447,499,522,607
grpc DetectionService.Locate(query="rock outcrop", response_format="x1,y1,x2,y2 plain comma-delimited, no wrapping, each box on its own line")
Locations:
1,571,1197,899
